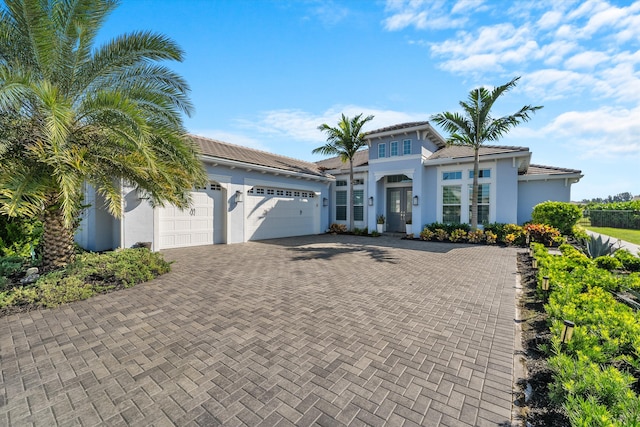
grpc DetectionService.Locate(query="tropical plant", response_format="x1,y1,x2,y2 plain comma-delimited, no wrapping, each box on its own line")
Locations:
315,113,374,231
431,77,542,230
377,214,385,224
0,0,206,268
582,234,617,258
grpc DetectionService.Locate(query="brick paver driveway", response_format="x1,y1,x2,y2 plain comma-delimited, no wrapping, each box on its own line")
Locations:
1,235,518,426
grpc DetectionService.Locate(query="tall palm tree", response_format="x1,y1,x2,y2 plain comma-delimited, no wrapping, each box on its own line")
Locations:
431,77,542,230
0,0,206,268
315,113,374,232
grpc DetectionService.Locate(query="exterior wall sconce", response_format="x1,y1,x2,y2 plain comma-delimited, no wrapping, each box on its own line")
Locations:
542,276,550,291
323,197,328,207
413,195,419,206
368,197,374,206
561,320,575,343
235,190,243,203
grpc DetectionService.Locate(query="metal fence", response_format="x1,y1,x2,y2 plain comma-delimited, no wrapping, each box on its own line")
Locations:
584,209,640,230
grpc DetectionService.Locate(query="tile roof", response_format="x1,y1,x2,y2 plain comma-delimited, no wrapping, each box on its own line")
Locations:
190,134,331,178
366,122,430,135
315,149,369,171
523,164,582,175
427,145,529,160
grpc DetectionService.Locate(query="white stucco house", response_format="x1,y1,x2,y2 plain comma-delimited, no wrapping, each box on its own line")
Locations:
76,121,582,251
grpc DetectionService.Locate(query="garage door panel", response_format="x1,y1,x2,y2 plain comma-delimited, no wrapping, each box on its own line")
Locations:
158,191,215,249
246,196,318,241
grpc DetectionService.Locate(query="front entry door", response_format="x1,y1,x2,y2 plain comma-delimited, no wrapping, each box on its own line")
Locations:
387,187,412,232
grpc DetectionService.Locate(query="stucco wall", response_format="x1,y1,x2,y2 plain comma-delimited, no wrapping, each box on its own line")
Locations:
495,159,519,224
517,179,572,224
421,166,439,226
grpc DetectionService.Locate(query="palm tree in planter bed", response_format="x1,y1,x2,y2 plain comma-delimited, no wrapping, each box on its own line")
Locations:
431,77,542,230
0,0,207,268
314,113,374,232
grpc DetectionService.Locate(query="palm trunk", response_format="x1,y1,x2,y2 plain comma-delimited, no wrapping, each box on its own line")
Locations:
348,160,354,232
471,147,480,230
42,205,76,269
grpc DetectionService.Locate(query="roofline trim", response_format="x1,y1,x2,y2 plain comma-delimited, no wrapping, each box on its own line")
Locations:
366,122,446,147
200,155,335,182
518,172,583,182
423,150,531,166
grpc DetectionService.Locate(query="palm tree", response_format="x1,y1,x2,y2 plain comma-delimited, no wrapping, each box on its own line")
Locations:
314,113,374,232
431,77,542,230
0,0,206,268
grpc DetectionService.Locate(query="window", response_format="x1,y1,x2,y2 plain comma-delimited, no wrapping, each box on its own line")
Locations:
403,139,411,155
353,190,364,221
378,143,386,158
469,184,490,224
443,171,462,180
390,141,398,156
469,169,491,179
210,182,222,191
294,191,300,197
353,178,364,185
387,174,412,183
267,189,274,195
276,189,284,196
285,190,292,197
442,186,462,223
301,192,308,197
256,188,265,195
336,180,347,187
336,191,347,221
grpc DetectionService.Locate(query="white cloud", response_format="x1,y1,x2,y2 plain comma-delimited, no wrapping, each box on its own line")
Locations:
537,10,563,29
383,0,474,31
542,106,640,158
240,105,429,144
564,50,609,69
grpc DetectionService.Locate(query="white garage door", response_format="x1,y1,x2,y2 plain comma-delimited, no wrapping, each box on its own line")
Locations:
246,189,319,241
158,192,214,249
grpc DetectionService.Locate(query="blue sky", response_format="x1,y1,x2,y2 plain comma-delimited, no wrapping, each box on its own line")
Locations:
98,0,640,201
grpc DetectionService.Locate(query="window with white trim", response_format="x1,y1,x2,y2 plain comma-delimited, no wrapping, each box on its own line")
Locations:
469,184,490,224
469,169,491,179
403,139,411,155
378,143,386,158
353,178,364,185
353,190,364,221
390,141,398,156
443,171,462,180
442,186,462,223
336,191,347,221
336,180,347,186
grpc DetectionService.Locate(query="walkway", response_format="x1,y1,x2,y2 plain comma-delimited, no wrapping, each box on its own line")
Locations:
1,235,519,426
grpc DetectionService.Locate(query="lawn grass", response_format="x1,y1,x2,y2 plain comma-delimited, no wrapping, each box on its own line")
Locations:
585,226,640,246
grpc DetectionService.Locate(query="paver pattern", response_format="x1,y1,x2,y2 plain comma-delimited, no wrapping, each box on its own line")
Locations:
0,235,518,426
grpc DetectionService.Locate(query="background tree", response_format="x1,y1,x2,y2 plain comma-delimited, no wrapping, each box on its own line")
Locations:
0,0,206,267
431,77,542,229
314,113,374,232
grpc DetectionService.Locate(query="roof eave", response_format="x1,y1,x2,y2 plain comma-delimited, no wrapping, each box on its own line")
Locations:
518,172,583,182
200,155,335,182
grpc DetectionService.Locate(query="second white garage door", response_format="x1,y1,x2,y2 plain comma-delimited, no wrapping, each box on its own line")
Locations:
158,191,214,249
246,190,319,241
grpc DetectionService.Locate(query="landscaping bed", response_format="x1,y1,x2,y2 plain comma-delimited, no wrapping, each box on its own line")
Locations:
517,242,640,426
0,248,171,317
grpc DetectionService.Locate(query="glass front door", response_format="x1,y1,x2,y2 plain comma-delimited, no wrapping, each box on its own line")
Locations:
386,187,412,232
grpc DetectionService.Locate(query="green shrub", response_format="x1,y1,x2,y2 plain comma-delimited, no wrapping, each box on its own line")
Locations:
503,224,526,246
615,250,640,272
0,215,43,258
594,256,622,271
532,201,582,235
38,273,94,307
467,229,484,243
426,222,470,234
434,228,448,241
419,228,433,241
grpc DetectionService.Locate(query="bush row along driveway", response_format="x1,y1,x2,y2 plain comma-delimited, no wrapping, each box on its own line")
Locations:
0,235,518,426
